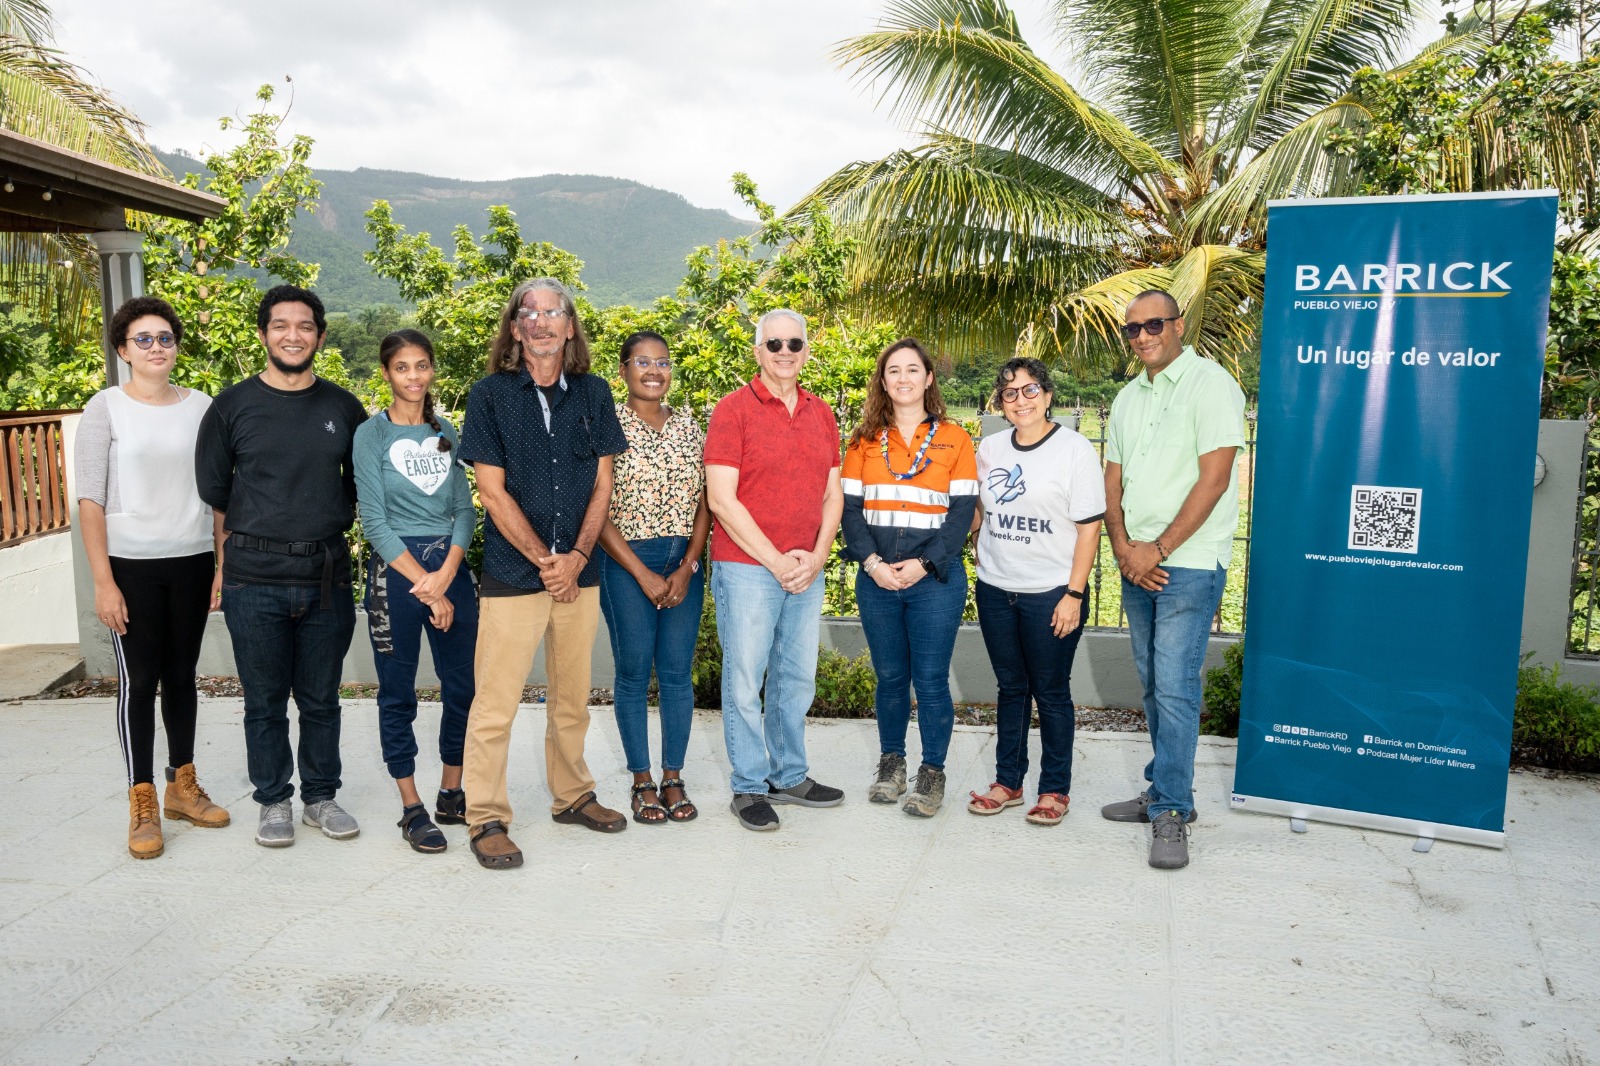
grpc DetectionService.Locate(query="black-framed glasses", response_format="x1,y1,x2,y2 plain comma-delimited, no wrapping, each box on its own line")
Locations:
628,356,672,370
999,382,1045,403
128,332,177,350
1121,316,1179,340
517,307,571,322
763,337,805,353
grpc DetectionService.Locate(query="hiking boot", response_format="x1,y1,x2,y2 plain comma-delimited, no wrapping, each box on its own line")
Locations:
902,764,946,818
1149,810,1191,870
868,753,907,804
731,793,780,831
163,764,230,828
303,799,361,840
127,783,163,859
767,777,844,808
434,787,467,825
1100,790,1197,823
256,800,294,848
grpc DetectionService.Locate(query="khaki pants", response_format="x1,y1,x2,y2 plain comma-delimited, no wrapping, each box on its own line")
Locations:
463,587,600,829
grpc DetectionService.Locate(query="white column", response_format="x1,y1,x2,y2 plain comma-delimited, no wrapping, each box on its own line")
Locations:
89,231,146,387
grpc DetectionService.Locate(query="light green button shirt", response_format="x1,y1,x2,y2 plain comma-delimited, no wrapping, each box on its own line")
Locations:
1105,346,1246,570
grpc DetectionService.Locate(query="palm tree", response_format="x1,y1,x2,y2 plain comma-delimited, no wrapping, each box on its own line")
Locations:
804,0,1532,375
0,0,160,345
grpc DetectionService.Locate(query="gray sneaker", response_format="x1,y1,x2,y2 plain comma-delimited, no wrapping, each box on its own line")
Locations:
768,777,844,808
868,753,907,804
902,764,945,818
1100,790,1197,823
255,800,295,848
302,799,361,840
730,793,780,831
1149,810,1191,869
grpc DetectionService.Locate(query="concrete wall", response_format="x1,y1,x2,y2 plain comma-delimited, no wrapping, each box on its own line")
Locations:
70,417,1593,708
0,531,77,644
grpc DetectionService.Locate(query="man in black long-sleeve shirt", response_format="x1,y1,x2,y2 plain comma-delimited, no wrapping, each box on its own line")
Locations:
195,285,367,848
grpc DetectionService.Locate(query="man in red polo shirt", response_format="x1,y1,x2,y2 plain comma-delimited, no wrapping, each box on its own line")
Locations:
704,308,846,831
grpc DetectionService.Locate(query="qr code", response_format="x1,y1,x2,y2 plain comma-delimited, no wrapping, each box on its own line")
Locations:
1349,485,1422,554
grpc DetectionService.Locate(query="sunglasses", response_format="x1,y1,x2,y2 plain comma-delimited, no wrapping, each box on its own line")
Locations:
763,337,805,354
628,356,672,370
999,382,1045,403
127,332,177,350
1121,316,1179,340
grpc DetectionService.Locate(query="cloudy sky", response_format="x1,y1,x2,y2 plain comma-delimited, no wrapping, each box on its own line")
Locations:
55,0,1066,218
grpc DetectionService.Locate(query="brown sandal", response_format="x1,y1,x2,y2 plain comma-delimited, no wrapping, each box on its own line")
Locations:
552,791,627,833
469,820,523,869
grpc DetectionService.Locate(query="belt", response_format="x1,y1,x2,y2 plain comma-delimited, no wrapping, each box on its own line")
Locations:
228,532,346,609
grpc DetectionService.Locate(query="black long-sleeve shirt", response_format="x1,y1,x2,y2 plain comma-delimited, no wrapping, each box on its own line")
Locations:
195,375,367,584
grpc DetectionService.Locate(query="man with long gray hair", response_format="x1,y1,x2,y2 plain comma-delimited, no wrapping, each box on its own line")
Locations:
456,278,629,869
704,308,846,831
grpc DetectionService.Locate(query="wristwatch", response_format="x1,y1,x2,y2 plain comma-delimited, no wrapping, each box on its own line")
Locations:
918,557,936,576
1064,586,1086,600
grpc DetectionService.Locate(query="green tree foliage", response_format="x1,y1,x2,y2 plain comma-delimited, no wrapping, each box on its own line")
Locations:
139,84,324,394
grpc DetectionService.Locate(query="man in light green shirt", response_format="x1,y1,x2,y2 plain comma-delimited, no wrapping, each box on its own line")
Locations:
1102,289,1246,871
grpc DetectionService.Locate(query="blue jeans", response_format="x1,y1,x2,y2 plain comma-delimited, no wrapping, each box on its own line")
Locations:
1121,565,1227,820
975,579,1084,795
599,535,704,773
712,560,822,795
855,566,966,770
365,535,479,781
222,578,357,805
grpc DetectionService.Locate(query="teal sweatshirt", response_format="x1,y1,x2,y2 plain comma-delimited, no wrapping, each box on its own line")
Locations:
352,412,476,564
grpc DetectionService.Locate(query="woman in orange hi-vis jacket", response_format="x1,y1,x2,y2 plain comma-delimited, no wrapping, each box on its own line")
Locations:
840,338,979,818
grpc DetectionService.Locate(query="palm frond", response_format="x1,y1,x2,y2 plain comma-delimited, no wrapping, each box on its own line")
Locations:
0,0,51,44
0,37,157,172
0,230,99,344
837,0,1174,197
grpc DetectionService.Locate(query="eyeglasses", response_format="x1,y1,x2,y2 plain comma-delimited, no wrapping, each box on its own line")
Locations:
517,307,571,322
999,382,1045,403
628,356,672,370
763,337,805,354
128,332,177,350
1121,316,1179,340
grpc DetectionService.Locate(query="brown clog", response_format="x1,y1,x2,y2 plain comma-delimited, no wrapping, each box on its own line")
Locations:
551,791,627,833
469,820,523,869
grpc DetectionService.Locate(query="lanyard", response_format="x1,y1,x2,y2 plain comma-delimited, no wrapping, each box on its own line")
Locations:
881,420,937,481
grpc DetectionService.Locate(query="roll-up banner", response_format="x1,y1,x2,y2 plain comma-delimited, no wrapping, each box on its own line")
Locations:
1231,192,1558,848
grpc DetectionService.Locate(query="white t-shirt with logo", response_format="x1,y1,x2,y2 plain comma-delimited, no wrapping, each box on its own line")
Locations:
975,424,1106,593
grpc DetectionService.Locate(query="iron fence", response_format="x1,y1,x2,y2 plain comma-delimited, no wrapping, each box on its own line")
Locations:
1567,424,1600,656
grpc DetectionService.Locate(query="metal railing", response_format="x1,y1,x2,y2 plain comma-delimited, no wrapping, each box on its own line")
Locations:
0,411,73,548
1568,423,1600,656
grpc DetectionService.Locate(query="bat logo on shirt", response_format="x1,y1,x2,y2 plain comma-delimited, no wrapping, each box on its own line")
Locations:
987,464,1026,505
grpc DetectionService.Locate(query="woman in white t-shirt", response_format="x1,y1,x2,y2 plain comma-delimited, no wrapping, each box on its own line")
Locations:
967,358,1105,826
76,297,228,860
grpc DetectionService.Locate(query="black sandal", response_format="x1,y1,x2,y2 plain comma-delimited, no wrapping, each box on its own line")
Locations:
660,777,698,823
398,804,447,854
469,819,523,869
631,780,668,825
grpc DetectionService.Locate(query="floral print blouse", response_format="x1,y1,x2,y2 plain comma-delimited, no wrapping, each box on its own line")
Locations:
609,403,705,540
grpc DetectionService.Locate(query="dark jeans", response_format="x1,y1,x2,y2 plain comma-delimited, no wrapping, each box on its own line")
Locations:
975,579,1084,795
599,535,704,773
108,552,212,785
366,535,479,780
223,577,356,805
855,566,966,770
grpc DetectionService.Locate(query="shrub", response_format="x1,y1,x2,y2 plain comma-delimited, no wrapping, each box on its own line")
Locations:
1513,659,1600,772
811,648,878,718
1201,640,1244,737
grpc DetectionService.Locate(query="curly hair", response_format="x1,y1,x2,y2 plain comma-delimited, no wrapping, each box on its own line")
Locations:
109,296,182,352
989,357,1054,414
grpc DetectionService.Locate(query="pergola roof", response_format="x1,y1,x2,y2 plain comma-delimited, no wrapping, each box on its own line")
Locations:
0,127,224,232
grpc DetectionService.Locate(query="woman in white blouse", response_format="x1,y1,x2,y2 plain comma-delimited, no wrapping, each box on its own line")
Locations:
76,297,229,860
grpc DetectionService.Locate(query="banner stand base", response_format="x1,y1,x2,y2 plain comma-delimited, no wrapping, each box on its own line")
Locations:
1230,794,1504,849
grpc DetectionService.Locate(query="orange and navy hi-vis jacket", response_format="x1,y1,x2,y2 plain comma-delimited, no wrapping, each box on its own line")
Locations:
840,417,979,581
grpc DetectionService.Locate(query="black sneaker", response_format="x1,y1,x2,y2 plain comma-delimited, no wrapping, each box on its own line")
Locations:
767,776,845,808
730,793,781,831
435,788,467,825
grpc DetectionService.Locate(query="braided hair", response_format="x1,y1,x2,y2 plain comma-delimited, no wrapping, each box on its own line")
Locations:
378,329,451,452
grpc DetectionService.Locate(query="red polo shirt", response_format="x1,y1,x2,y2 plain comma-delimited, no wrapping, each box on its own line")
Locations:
704,376,840,565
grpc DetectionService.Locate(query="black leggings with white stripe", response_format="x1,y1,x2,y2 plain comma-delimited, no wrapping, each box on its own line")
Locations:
109,552,213,786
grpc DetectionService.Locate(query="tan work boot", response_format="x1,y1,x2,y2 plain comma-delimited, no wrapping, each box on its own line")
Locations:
163,764,231,828
128,783,163,859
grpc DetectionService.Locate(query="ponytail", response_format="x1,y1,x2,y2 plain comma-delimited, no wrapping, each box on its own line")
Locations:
422,389,450,452
379,328,450,451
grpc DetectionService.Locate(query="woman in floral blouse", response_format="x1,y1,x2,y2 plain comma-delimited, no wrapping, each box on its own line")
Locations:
597,331,711,823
